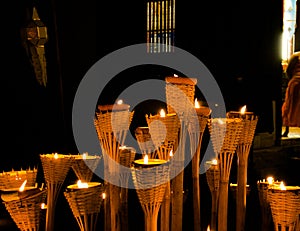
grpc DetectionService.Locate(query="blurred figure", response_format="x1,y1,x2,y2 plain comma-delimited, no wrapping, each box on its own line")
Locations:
282,51,300,137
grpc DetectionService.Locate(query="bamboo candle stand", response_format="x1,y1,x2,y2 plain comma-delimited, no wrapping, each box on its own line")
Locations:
227,109,258,231
165,76,197,231
268,184,300,231
64,181,105,231
188,100,211,231
1,188,47,231
205,159,220,231
94,102,134,231
257,177,279,231
144,111,180,231
208,118,243,231
131,159,170,231
0,167,38,190
119,146,136,231
40,153,74,231
71,153,102,182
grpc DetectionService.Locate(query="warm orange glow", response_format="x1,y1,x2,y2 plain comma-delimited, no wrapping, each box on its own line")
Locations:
207,225,210,231
280,181,286,190
174,74,178,77
102,192,106,199
82,152,87,159
54,153,59,159
194,98,200,108
116,99,123,105
41,203,47,209
212,159,218,165
77,180,89,188
267,176,274,185
240,105,247,114
143,154,149,164
160,109,166,117
217,118,225,124
19,180,27,192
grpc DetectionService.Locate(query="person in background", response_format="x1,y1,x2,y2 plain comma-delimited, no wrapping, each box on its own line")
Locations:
282,51,300,137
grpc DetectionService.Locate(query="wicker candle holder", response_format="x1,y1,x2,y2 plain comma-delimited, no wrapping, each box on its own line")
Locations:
71,153,102,182
131,160,170,231
0,167,38,190
208,118,243,231
227,110,258,231
94,103,134,231
40,153,74,231
145,111,180,231
188,102,211,231
64,182,105,231
205,160,220,231
135,127,156,158
268,186,300,231
2,189,47,231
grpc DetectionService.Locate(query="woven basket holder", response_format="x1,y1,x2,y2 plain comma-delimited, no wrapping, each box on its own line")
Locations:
71,155,102,182
145,113,180,160
268,188,300,230
3,189,47,231
0,168,37,190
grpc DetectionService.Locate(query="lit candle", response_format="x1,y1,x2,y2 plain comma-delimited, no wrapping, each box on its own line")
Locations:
144,154,149,164
41,203,47,209
267,176,274,185
1,180,40,202
227,105,254,119
169,149,173,157
102,192,106,200
54,153,59,159
279,181,286,190
207,225,210,231
66,181,101,191
160,109,166,117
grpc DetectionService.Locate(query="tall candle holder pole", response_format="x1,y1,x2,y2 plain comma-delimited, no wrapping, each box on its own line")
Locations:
94,103,134,231
188,103,211,231
40,153,74,231
145,112,180,231
1,189,47,231
208,118,243,231
227,111,258,231
64,181,105,231
268,185,300,231
131,159,170,231
205,159,220,231
165,76,197,231
119,146,136,231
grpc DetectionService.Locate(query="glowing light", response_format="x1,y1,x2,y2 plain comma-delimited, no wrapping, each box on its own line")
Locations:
212,159,218,165
82,152,87,159
169,150,173,157
280,181,286,190
19,180,27,192
77,180,89,189
102,192,106,199
54,153,59,159
240,105,247,114
194,98,200,108
116,99,123,105
144,154,149,164
41,203,47,209
267,176,274,185
207,225,210,231
160,109,166,117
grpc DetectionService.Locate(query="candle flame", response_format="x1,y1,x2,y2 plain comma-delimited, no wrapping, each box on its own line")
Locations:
144,154,149,164
54,153,59,159
212,159,218,165
207,225,210,231
77,180,89,188
194,98,200,108
82,152,87,159
116,99,123,105
169,149,173,157
102,192,106,199
280,181,286,190
267,176,274,185
19,180,27,192
160,109,166,117
41,203,47,209
217,118,225,124
174,74,178,77
240,105,247,114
